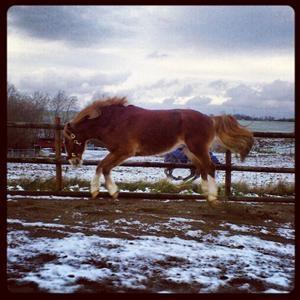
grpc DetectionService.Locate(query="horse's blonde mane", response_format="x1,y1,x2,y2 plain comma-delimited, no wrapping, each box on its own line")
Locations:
71,97,128,124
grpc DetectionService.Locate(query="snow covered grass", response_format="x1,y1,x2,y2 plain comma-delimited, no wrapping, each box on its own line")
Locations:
230,181,295,197
7,177,202,194
7,176,295,198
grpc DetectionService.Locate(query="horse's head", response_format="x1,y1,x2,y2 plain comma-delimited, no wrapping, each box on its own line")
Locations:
63,123,86,167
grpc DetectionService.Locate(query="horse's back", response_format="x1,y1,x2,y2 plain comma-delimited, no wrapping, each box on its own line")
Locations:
123,105,184,129
126,105,210,121
124,105,214,138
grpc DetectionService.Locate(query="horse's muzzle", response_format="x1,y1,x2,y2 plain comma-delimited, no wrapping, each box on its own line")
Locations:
68,157,82,168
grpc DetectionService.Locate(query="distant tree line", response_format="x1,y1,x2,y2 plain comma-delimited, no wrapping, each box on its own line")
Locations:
7,83,79,149
232,113,294,122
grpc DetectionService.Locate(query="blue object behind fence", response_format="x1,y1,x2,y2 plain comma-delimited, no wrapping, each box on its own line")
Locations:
164,148,220,165
164,148,189,164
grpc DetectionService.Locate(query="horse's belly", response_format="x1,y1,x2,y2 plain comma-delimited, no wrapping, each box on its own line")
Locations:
128,109,185,156
134,138,185,156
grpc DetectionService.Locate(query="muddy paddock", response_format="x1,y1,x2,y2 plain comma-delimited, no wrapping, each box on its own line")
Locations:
7,197,295,293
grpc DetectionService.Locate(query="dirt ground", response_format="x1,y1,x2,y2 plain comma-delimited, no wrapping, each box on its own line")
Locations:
7,197,295,293
7,197,295,237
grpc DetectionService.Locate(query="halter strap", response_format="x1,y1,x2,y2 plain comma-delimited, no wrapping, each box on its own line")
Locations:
69,133,82,145
74,139,82,145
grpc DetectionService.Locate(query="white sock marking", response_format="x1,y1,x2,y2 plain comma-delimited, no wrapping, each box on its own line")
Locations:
105,174,119,196
91,174,100,194
207,175,218,202
201,180,208,194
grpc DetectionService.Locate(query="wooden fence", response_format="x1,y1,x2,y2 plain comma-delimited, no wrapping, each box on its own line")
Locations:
7,118,295,203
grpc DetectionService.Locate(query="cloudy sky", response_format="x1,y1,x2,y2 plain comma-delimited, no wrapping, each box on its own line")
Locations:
7,5,294,117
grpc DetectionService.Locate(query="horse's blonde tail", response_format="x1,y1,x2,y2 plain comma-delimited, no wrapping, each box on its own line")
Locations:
212,115,254,161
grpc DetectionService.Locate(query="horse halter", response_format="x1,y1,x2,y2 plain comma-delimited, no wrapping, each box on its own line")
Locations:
70,133,82,146
68,132,83,159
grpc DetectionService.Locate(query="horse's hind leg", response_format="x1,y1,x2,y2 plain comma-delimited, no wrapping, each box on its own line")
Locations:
184,146,218,205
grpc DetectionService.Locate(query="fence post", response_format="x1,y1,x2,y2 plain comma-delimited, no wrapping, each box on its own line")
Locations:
225,150,232,198
54,117,62,191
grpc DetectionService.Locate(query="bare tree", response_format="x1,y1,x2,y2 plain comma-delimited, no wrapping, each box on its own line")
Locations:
7,84,79,148
48,90,79,124
40,90,78,138
7,84,47,148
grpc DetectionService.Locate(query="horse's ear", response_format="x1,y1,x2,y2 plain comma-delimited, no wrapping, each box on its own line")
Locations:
87,109,102,119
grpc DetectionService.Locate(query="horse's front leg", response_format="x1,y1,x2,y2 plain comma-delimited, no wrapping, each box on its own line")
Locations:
91,153,115,199
91,152,132,199
104,172,119,199
91,171,102,199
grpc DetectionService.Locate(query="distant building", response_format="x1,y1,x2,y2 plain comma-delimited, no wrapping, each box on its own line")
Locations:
34,138,65,152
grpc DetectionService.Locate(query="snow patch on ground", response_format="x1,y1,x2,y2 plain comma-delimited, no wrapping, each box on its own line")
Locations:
8,219,66,229
7,218,294,293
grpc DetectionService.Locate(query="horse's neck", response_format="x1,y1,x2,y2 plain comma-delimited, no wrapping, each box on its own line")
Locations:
73,120,95,141
74,105,123,140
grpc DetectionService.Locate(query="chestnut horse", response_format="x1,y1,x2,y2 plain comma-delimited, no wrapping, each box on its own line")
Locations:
63,97,253,205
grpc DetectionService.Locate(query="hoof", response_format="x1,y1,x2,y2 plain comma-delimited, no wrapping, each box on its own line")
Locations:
111,191,119,200
207,199,222,208
91,191,99,199
108,197,119,204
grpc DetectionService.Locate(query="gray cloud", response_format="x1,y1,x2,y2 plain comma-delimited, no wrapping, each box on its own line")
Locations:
147,51,169,59
157,96,219,116
88,72,130,87
8,6,136,47
147,79,179,90
8,6,294,52
164,6,294,52
7,6,294,118
225,84,259,106
185,96,212,107
260,80,294,103
180,96,217,115
13,68,294,117
208,80,228,91
176,84,194,97
162,97,176,106
223,80,294,117
119,79,294,117
16,70,131,96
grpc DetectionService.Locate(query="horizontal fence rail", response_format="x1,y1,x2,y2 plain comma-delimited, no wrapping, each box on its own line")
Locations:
7,119,295,203
7,157,295,174
7,122,62,130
